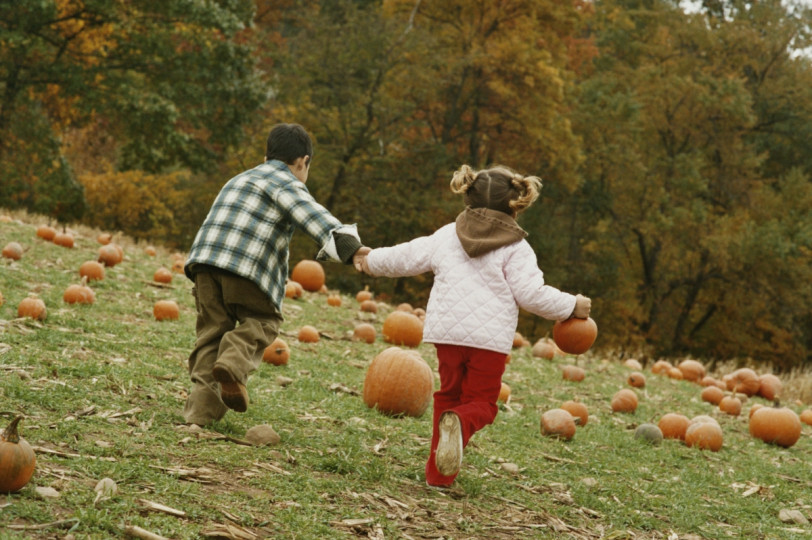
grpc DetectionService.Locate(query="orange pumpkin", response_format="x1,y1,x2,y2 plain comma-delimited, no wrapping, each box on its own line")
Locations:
690,415,720,427
153,267,173,284
658,413,690,440
17,297,46,320
362,347,433,417
498,382,511,403
624,358,643,370
677,359,705,382
326,294,341,307
531,339,556,360
36,225,56,241
413,307,426,319
382,311,423,348
290,259,325,292
560,400,588,427
541,409,576,440
757,374,782,401
725,368,760,396
611,389,638,413
145,246,157,256
97,233,112,245
719,396,742,416
98,244,122,267
512,332,526,348
627,372,646,388
651,360,673,375
685,422,723,451
396,303,413,312
262,338,290,366
2,241,23,260
53,231,74,248
79,260,105,281
0,416,36,493
356,288,373,303
749,403,764,418
700,386,724,405
153,300,180,321
298,325,320,343
552,317,598,355
561,365,585,382
285,281,303,299
799,409,812,426
749,404,802,448
359,299,378,313
352,323,376,344
666,367,684,380
63,284,95,305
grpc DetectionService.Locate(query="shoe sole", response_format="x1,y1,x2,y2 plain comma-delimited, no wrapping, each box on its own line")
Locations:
212,364,249,413
435,412,462,476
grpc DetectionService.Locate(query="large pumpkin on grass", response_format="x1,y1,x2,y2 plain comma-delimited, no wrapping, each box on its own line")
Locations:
262,338,290,366
0,416,36,493
541,409,576,440
153,300,179,321
552,317,597,354
560,400,588,427
290,259,325,292
677,359,705,382
611,389,638,413
685,422,723,451
658,413,690,440
724,368,760,396
2,242,23,260
79,260,105,281
382,311,423,348
363,347,433,417
749,403,802,448
18,296,46,320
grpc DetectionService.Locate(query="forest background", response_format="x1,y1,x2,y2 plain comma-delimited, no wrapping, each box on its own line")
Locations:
1,0,811,371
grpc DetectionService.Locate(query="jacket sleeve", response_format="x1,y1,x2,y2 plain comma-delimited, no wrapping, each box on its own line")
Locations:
365,229,441,277
504,241,577,321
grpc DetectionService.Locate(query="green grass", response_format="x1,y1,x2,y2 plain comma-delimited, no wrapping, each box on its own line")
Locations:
1,210,811,539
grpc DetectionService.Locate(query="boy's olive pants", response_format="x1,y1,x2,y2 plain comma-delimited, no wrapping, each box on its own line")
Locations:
183,270,282,425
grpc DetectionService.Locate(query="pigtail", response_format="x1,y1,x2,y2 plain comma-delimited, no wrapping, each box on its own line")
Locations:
508,174,542,214
450,164,477,194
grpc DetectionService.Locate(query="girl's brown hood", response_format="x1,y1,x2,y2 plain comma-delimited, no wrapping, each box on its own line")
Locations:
455,206,527,258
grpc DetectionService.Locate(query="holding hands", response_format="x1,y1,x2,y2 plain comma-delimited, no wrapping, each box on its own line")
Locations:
353,246,371,274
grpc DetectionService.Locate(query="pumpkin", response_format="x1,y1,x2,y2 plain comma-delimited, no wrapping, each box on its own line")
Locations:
560,400,588,427
356,288,373,303
352,323,376,344
531,339,556,360
396,303,413,312
799,409,812,426
153,300,180,321
63,283,95,305
79,260,105,281
561,365,585,382
634,423,663,445
541,409,576,440
2,241,23,260
552,317,598,355
690,415,720,427
53,231,74,248
326,294,341,307
498,382,511,403
749,403,764,418
677,359,705,382
725,368,760,396
684,422,723,451
145,246,157,256
757,374,782,401
153,267,173,284
611,389,638,413
97,233,112,245
360,299,378,313
290,259,325,292
298,325,320,343
363,347,433,417
512,332,526,348
98,244,122,267
171,258,185,273
651,360,673,375
36,225,56,241
0,416,36,493
17,296,46,320
627,372,646,388
749,403,802,448
262,338,290,366
624,358,643,370
700,376,725,389
382,311,423,348
285,281,303,299
658,413,690,440
666,367,684,380
718,395,742,416
413,307,426,319
701,386,724,405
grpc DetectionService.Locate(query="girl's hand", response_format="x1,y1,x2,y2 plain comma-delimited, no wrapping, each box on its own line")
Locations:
572,294,592,318
353,247,371,273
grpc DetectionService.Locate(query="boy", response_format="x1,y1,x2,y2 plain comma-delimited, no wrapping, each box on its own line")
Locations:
182,123,368,426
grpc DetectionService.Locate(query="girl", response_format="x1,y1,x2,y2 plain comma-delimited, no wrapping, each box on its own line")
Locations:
359,164,591,487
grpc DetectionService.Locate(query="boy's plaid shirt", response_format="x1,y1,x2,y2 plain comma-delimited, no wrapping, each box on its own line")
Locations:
185,160,353,310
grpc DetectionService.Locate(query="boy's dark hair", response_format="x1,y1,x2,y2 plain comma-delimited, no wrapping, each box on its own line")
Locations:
266,123,313,164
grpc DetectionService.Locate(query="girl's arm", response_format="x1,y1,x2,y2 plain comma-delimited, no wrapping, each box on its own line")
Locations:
365,229,443,278
504,242,577,321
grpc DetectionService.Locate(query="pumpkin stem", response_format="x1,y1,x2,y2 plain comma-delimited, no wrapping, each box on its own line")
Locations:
773,398,781,408
2,415,24,443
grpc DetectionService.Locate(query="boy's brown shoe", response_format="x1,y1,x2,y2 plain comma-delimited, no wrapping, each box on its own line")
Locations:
435,411,462,476
212,364,249,413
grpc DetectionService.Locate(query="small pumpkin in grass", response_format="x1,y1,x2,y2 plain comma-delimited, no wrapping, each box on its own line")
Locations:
666,367,684,380
2,241,23,260
718,395,742,416
262,338,290,366
17,296,46,320
356,288,373,303
541,409,576,440
685,422,723,451
627,372,646,388
79,260,105,281
98,244,122,267
290,259,325,292
63,282,95,305
749,402,802,448
512,332,526,348
658,413,690,440
382,311,423,348
53,231,74,248
701,386,724,405
611,389,638,413
561,365,585,382
298,325,320,343
700,376,725,389
757,374,782,401
634,423,663,445
360,299,377,313
36,225,56,241
352,323,376,344
799,409,812,426
623,358,643,370
498,382,511,403
363,347,433,417
651,360,673,375
531,339,556,360
690,414,720,427
153,300,180,321
560,400,588,427
285,281,303,299
677,359,705,382
552,317,597,354
0,416,36,493
725,368,760,396
153,267,173,284
413,307,426,320
145,245,157,256
326,294,341,307
97,233,112,245
396,303,413,312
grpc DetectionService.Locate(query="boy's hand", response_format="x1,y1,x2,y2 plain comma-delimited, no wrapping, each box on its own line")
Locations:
572,294,591,319
353,247,371,273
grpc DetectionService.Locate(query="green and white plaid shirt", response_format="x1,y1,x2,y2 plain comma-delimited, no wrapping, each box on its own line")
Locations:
185,160,361,310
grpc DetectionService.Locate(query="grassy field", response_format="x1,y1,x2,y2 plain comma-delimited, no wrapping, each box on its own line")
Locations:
1,209,810,540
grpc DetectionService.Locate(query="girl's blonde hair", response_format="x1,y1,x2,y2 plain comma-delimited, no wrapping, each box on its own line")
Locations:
450,164,542,215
